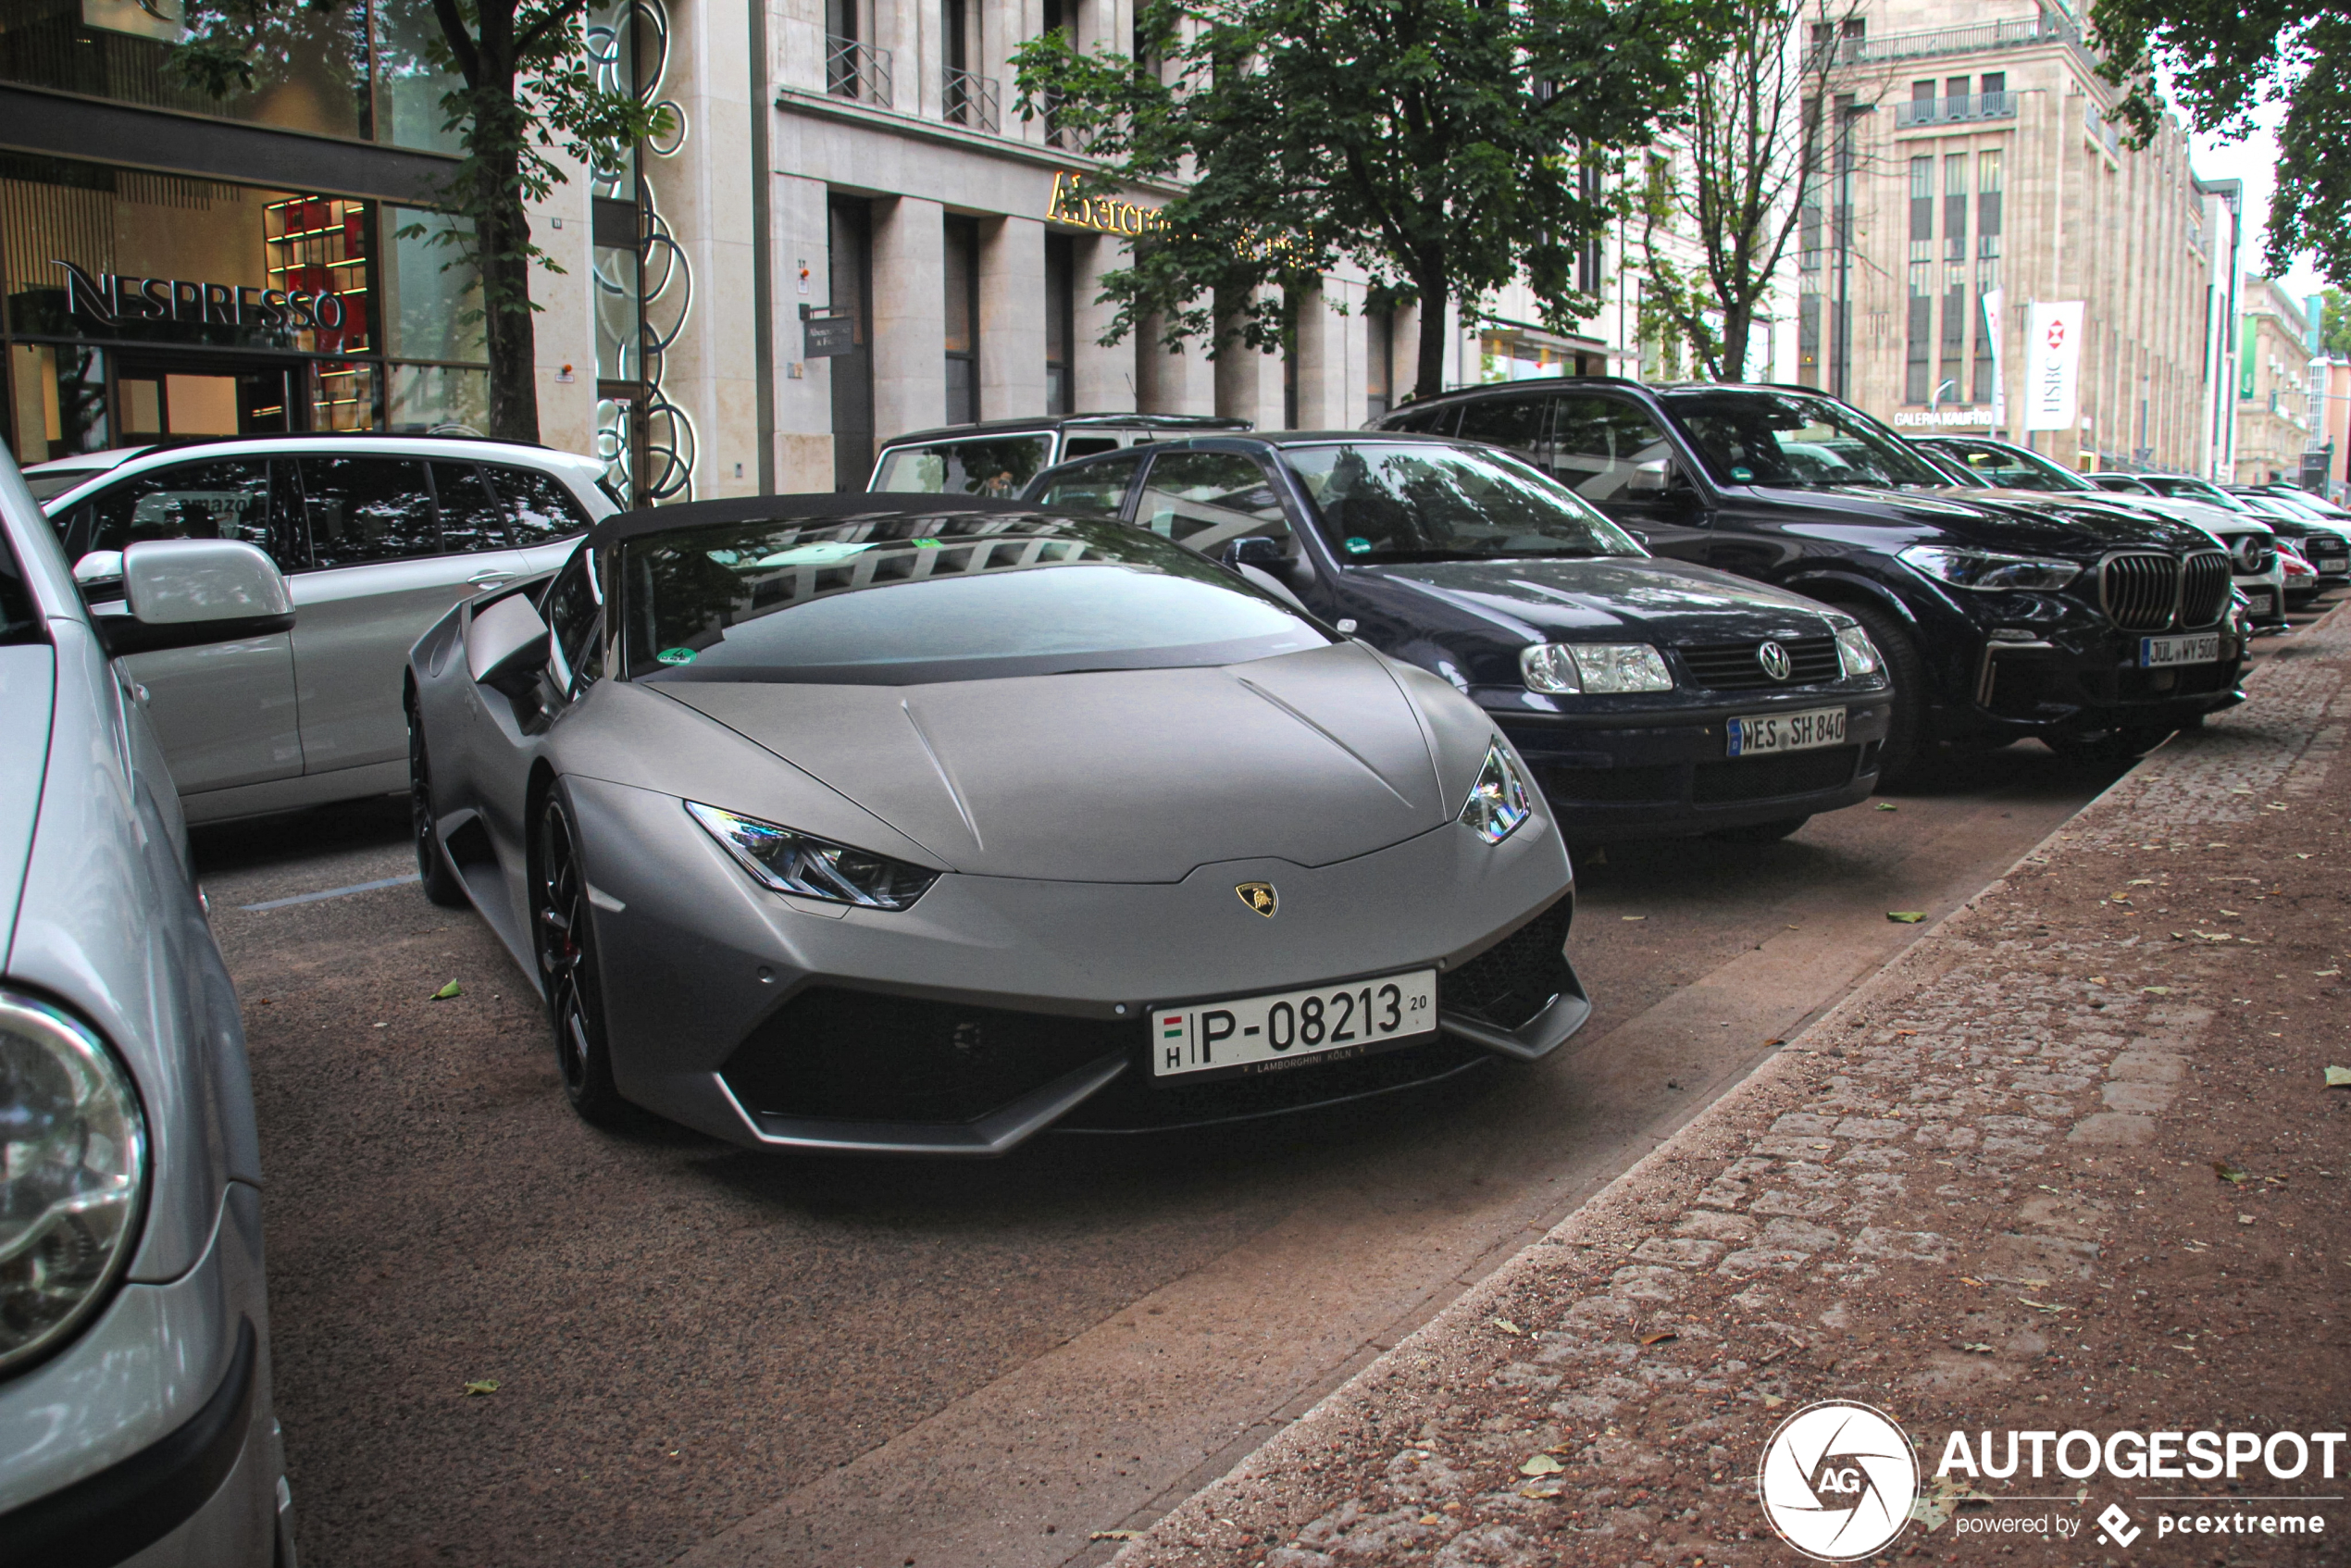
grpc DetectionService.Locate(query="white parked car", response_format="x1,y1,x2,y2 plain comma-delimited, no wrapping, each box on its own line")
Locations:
33,435,617,823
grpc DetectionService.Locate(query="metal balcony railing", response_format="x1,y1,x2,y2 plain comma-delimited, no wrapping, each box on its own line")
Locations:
943,67,1001,132
827,35,892,106
1894,91,2018,128
1809,12,2079,67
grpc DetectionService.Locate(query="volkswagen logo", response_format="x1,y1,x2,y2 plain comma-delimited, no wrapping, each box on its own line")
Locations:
1757,641,1795,682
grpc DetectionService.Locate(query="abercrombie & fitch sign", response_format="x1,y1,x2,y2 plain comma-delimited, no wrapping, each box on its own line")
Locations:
52,258,349,332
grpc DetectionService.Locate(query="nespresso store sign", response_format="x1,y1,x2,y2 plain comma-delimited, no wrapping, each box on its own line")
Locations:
53,259,349,332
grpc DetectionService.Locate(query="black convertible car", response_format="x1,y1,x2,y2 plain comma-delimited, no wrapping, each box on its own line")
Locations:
1024,432,1893,843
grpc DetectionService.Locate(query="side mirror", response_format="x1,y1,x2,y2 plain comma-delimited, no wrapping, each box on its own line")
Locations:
466,591,553,697
95,539,293,657
73,550,124,591
1222,536,1287,571
1624,458,1680,497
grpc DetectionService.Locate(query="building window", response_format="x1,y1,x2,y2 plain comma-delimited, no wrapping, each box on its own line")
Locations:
1366,307,1393,421
943,214,979,426
1045,232,1074,415
1944,153,1969,261
1907,157,1933,404
1976,148,2003,260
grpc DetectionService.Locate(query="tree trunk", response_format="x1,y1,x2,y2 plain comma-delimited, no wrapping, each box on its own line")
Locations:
1717,305,1751,383
470,79,541,444
1412,278,1449,402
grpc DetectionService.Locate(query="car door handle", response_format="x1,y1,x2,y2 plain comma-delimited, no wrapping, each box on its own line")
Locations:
469,571,514,587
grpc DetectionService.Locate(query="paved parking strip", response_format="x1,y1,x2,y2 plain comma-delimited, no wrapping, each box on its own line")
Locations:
192,609,2328,1568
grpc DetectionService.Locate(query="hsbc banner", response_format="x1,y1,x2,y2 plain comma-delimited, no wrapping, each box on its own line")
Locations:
2022,300,2084,432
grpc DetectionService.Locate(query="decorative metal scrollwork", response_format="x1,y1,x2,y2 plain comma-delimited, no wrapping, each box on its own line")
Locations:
585,0,695,504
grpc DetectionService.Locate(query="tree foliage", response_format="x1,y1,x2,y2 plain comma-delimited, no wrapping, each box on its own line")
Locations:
176,0,664,442
2323,287,2350,357
2088,0,2351,288
1012,0,1719,402
1635,0,1854,382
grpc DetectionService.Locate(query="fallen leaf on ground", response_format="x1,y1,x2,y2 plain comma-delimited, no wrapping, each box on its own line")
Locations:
1887,911,1925,923
1639,1331,1678,1347
2239,1214,2256,1226
2325,1065,2351,1088
2142,986,2171,995
1622,915,1647,921
1958,1342,1995,1353
430,979,462,1000
2214,1160,2250,1184
1876,802,1898,811
1518,1482,1566,1500
1520,1453,1566,1476
1761,1394,1785,1408
1958,1276,1984,1287
1491,1318,1523,1336
1418,1513,1442,1525
1089,1530,1139,1542
2017,1298,2067,1313
461,1379,498,1396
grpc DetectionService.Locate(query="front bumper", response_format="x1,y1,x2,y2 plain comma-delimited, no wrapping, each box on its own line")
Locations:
1959,622,2246,739
1482,688,1895,842
0,1183,288,1568
570,777,1585,1154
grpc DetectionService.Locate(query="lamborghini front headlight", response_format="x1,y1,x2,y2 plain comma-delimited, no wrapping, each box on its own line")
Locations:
687,803,940,909
1460,741,1535,845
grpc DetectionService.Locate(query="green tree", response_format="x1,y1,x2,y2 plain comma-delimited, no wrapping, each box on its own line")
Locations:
2324,287,2350,357
175,0,665,442
1635,0,1858,381
2088,0,2350,287
1013,0,1718,402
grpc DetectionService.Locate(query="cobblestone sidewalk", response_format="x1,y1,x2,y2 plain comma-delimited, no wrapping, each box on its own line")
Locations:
1109,608,2351,1568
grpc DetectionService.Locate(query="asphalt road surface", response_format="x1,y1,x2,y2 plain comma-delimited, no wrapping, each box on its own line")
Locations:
193,623,2322,1568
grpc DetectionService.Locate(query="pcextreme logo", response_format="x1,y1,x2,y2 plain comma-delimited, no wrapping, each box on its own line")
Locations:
1757,1400,1920,1561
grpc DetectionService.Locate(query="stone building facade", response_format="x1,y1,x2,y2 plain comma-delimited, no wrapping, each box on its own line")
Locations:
2232,274,2317,485
1796,0,2224,472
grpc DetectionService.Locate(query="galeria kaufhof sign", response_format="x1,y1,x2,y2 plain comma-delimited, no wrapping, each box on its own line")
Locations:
25,259,355,349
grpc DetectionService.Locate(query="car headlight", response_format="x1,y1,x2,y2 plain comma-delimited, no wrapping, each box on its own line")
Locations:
1,992,148,1375
687,802,939,909
1460,741,1535,844
1897,544,2081,591
1519,642,1673,694
1832,621,1882,678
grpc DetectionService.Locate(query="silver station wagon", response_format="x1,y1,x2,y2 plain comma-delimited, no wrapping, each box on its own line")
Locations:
37,435,616,823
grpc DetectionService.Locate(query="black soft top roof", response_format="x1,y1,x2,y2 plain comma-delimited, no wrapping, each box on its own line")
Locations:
586,492,1064,550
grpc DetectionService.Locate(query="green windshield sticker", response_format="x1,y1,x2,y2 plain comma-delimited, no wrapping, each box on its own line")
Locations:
1730,466,1755,481
656,647,698,666
1344,536,1373,554
912,537,943,548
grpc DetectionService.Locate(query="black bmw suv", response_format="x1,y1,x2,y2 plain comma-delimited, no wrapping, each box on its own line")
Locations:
1378,381,2245,778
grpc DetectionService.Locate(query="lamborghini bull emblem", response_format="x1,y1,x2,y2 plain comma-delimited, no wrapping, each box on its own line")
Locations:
1236,881,1279,917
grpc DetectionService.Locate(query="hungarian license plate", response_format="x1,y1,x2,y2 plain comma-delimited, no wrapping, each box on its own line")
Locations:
2244,591,2274,616
1152,969,1437,1077
2139,633,2220,668
1724,705,1847,758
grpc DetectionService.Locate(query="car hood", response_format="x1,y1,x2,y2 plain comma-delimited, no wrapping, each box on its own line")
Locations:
1967,487,2267,542
1752,484,2211,556
658,641,1454,882
1348,555,1842,641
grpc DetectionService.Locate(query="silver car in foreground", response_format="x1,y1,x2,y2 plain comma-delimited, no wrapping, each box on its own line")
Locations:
0,461,294,1559
408,496,1589,1154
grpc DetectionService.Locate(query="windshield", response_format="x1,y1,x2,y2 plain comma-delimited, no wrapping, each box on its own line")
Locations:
1929,441,2094,492
1278,443,1644,562
620,509,1328,685
871,435,1054,497
1661,391,1948,490
2141,475,2232,504
26,468,102,502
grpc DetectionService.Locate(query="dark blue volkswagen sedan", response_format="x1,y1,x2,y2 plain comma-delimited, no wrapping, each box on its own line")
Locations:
1023,432,1895,843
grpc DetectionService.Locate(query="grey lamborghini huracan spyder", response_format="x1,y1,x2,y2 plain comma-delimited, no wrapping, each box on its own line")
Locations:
405,495,1587,1154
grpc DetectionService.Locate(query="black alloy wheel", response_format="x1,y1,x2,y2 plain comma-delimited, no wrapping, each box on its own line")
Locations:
1842,601,1927,787
408,709,469,909
536,789,626,1125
